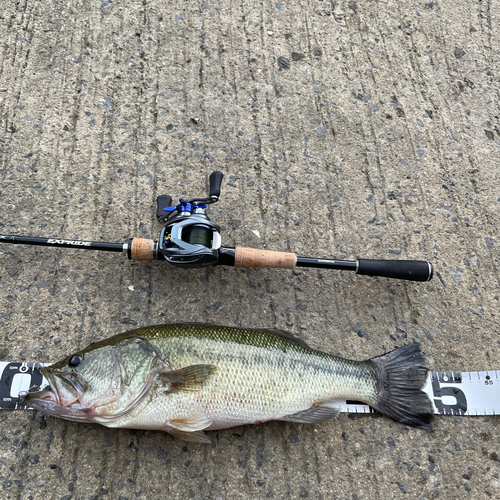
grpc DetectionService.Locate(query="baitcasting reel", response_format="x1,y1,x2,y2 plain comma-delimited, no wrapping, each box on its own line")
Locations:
155,171,223,268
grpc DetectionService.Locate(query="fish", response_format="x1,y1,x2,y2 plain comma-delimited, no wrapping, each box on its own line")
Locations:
24,323,433,443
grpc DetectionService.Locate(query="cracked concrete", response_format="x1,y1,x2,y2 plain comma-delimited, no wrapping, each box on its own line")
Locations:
1,0,500,498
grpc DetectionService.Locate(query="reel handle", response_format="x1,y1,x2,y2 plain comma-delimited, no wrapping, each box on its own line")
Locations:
209,171,224,200
156,195,173,221
356,259,433,282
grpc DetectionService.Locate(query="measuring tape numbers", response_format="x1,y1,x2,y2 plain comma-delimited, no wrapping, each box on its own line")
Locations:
0,362,47,410
0,362,498,416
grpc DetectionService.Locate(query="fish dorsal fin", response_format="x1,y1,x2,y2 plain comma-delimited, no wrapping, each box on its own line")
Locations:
160,364,216,392
254,328,311,348
279,403,341,424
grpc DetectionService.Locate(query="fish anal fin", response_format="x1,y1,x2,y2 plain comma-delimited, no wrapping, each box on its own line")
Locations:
279,403,341,424
160,364,216,392
168,429,212,444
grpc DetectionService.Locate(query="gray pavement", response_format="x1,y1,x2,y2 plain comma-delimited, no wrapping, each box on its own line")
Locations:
1,0,500,498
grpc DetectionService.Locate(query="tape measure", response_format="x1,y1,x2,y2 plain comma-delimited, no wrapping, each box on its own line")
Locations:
336,370,500,416
0,362,498,416
0,362,46,410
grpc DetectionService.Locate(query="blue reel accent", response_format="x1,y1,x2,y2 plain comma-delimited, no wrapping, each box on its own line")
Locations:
164,199,207,214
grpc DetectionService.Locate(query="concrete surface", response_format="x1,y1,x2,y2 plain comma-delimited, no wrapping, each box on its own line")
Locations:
1,0,500,498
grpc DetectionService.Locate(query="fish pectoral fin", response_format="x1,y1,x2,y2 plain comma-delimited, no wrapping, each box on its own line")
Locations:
160,364,216,392
279,403,342,424
168,428,212,444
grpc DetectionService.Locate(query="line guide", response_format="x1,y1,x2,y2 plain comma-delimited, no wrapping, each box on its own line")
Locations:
0,362,498,416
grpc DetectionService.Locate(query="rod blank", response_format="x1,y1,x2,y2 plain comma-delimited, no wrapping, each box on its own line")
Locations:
0,235,123,253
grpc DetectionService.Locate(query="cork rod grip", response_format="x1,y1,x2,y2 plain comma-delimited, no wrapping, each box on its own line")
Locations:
130,238,154,261
234,247,297,269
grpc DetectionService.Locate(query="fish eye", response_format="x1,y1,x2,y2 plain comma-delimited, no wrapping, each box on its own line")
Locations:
68,355,83,367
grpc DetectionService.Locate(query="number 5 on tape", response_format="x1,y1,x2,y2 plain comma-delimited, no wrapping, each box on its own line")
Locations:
425,370,500,416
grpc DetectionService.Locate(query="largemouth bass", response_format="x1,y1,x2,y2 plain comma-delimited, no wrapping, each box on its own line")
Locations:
25,324,433,443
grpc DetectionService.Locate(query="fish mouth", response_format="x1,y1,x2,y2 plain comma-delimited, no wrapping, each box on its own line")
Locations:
24,368,95,421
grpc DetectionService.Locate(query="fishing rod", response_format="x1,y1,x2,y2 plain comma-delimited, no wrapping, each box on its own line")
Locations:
0,171,433,282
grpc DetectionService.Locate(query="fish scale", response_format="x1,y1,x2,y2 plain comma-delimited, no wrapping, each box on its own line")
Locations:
23,323,433,442
108,324,381,430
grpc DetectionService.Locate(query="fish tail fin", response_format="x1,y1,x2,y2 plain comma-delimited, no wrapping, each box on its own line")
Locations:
370,342,433,429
